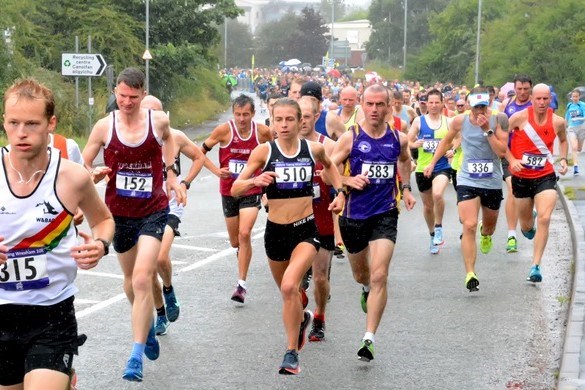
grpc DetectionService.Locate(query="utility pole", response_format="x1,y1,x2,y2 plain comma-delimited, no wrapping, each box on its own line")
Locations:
474,0,482,85
403,0,407,70
330,1,334,64
145,0,150,93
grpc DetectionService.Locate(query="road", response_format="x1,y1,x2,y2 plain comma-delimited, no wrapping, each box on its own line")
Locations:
73,93,572,389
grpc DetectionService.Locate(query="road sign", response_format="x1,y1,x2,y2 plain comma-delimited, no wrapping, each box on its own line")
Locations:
61,53,106,77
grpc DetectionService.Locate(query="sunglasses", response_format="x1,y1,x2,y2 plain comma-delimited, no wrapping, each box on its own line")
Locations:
456,105,465,108
474,104,488,109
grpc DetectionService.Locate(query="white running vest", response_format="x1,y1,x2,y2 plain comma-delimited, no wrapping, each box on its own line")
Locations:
0,147,78,305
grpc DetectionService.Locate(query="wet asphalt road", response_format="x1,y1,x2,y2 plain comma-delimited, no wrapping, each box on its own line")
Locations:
73,92,572,389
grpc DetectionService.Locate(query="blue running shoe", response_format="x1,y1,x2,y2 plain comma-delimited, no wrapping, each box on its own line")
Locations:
430,237,440,255
278,349,300,375
433,226,444,246
164,289,180,322
527,265,542,283
145,326,160,361
155,315,169,336
122,357,143,382
522,210,537,240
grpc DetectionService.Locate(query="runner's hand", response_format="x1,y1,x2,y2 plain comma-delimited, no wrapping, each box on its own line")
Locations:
71,231,103,270
345,174,370,190
0,235,7,264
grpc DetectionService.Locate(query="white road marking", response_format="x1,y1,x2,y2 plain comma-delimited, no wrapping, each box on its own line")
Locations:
171,244,217,252
75,298,100,304
75,230,265,317
179,232,264,273
78,270,124,279
76,293,127,319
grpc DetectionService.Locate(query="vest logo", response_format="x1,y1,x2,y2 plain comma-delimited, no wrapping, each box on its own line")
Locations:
36,201,58,215
357,141,371,153
0,206,16,215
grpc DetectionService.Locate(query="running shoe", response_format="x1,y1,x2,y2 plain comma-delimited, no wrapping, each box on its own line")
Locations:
300,288,309,309
164,289,180,322
230,284,247,304
278,349,300,375
357,339,375,362
521,210,537,240
122,357,143,382
360,288,369,313
302,268,312,291
433,226,444,246
298,310,313,351
465,272,479,292
478,221,493,254
155,315,169,336
144,326,160,361
506,236,518,253
575,166,580,176
526,264,542,283
308,317,325,342
334,244,346,259
430,237,440,255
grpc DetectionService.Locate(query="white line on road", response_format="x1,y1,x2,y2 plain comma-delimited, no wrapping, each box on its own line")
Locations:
171,243,218,252
76,231,265,317
178,231,264,273
78,270,124,279
76,293,127,319
75,298,100,304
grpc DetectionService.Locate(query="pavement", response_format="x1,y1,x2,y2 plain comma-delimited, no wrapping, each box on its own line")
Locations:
557,153,585,390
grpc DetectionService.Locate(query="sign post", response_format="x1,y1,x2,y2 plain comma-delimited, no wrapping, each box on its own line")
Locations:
61,53,107,77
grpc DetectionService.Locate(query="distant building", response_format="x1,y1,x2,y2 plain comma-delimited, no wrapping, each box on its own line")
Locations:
324,19,371,68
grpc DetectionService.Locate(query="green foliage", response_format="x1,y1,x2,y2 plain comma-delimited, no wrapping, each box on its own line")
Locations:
367,0,450,65
0,0,241,137
219,19,255,68
255,7,329,67
320,0,346,22
480,0,585,95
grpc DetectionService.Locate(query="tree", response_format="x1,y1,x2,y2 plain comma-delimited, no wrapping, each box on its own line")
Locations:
218,19,255,68
366,0,449,65
255,7,329,67
320,0,346,22
296,7,330,65
255,14,301,66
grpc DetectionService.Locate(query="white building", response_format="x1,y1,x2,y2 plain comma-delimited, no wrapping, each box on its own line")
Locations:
324,19,371,67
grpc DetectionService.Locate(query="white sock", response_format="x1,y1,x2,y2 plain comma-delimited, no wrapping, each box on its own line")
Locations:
364,332,375,343
238,280,247,289
362,284,370,293
507,230,516,239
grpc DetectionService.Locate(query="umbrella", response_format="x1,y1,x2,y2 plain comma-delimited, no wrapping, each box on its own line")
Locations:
327,69,341,78
301,62,312,68
221,74,237,87
500,82,514,96
284,58,301,66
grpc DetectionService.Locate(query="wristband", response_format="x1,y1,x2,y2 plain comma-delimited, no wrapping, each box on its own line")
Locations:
180,180,190,190
202,142,212,152
400,184,412,192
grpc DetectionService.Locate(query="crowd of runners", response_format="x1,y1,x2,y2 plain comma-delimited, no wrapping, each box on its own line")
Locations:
0,64,578,388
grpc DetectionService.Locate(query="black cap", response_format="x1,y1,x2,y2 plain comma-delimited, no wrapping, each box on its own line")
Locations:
418,94,428,103
300,81,323,102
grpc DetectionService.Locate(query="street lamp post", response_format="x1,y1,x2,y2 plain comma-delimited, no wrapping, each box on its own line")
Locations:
474,0,482,85
403,0,407,70
145,0,150,93
330,1,334,64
